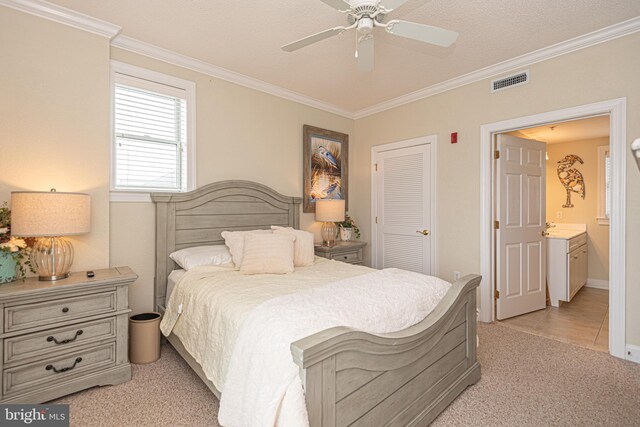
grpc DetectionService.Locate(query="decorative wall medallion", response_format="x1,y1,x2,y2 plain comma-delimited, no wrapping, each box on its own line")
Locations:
557,154,585,208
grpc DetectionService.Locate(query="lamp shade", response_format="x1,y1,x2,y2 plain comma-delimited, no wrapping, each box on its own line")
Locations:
10,191,91,237
632,138,640,171
315,199,345,222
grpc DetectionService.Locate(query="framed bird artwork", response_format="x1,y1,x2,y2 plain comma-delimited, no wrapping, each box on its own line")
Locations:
303,125,349,213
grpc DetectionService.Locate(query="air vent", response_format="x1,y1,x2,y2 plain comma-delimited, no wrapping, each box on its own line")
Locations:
491,70,530,93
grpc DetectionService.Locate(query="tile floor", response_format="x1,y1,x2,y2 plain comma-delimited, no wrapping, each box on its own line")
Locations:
499,287,609,352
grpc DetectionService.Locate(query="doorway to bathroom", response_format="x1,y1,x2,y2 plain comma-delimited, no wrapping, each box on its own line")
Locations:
478,98,627,360
497,116,611,352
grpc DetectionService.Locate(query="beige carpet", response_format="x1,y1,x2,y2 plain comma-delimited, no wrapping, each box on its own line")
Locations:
54,323,640,426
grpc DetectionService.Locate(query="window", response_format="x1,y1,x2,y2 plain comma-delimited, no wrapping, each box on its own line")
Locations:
596,145,610,225
111,62,195,201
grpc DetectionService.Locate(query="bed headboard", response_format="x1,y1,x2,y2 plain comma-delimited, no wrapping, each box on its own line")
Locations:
152,180,302,309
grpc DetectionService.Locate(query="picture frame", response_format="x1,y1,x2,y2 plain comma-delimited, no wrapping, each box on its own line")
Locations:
303,125,349,213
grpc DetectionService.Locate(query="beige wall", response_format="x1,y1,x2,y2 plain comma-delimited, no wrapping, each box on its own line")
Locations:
546,137,610,281
0,8,111,272
352,32,640,344
3,6,639,346
109,48,354,315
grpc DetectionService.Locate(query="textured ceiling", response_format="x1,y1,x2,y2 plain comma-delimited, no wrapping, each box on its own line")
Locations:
50,0,640,112
508,115,610,145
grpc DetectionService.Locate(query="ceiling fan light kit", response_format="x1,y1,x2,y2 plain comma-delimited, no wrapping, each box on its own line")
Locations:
282,0,458,72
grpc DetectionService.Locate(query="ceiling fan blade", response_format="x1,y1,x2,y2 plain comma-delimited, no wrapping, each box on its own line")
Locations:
357,35,374,73
318,0,351,11
281,27,346,52
385,20,458,47
379,0,410,11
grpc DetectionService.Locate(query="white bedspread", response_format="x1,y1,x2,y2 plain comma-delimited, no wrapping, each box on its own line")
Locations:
217,268,451,427
160,257,371,390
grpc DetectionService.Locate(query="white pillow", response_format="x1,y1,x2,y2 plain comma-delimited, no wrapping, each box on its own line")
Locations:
271,226,315,267
169,245,233,270
221,229,273,268
240,233,295,275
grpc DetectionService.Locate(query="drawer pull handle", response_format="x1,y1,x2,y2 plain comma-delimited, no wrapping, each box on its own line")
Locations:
46,357,82,374
47,330,83,345
61,307,69,313
344,256,348,259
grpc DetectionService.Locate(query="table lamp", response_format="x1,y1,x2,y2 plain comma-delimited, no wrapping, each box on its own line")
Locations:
315,199,345,247
10,190,91,281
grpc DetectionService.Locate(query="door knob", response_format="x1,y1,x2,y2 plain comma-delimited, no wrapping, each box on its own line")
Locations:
541,230,549,236
416,230,430,236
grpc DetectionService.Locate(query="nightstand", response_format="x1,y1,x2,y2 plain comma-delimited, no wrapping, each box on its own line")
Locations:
0,266,136,403
314,241,367,265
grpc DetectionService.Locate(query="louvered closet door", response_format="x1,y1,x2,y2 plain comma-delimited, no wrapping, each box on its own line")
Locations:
375,144,432,274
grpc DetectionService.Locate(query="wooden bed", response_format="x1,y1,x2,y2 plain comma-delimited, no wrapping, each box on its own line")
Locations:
152,180,481,426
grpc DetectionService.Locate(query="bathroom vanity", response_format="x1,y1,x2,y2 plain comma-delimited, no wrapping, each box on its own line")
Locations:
546,224,588,307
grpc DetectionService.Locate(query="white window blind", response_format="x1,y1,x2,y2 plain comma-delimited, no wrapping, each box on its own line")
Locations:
114,75,188,192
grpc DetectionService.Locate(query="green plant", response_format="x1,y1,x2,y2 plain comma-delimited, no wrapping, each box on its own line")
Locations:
0,202,35,279
336,212,360,239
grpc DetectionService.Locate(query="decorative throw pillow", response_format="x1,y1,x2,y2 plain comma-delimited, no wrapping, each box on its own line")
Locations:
221,229,273,268
169,245,233,270
271,226,315,267
239,233,295,275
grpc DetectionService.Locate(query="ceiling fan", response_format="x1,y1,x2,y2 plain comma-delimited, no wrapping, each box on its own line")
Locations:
281,0,459,73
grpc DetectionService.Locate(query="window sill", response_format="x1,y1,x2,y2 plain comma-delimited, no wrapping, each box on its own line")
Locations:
596,217,610,226
110,188,193,203
110,191,152,203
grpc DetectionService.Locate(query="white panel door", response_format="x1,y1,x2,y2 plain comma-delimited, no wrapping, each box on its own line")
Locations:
496,134,546,320
374,143,432,274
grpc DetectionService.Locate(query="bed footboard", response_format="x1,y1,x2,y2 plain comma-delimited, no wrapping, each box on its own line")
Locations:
291,274,482,427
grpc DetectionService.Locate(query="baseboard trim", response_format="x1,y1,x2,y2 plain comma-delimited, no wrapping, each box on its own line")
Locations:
625,344,640,364
585,278,609,290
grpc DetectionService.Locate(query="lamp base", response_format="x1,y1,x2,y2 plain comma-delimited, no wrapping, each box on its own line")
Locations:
31,237,74,281
39,273,70,281
321,222,338,247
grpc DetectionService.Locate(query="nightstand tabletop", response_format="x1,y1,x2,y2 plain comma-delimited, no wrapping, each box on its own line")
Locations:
0,267,137,300
314,241,367,253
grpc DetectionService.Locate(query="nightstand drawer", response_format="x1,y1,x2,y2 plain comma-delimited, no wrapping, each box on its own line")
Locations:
330,251,361,263
3,342,116,398
4,317,117,365
5,291,117,333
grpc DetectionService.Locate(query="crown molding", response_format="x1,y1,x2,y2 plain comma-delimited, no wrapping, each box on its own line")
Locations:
353,16,640,119
111,35,355,119
6,0,639,121
0,0,121,39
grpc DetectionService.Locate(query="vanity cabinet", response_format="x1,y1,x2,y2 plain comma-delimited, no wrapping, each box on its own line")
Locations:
547,232,588,307
568,244,588,300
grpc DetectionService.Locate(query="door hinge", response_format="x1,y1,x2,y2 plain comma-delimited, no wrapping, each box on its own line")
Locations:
374,163,378,172
494,150,500,159
494,220,500,229
494,289,500,299
375,216,378,224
